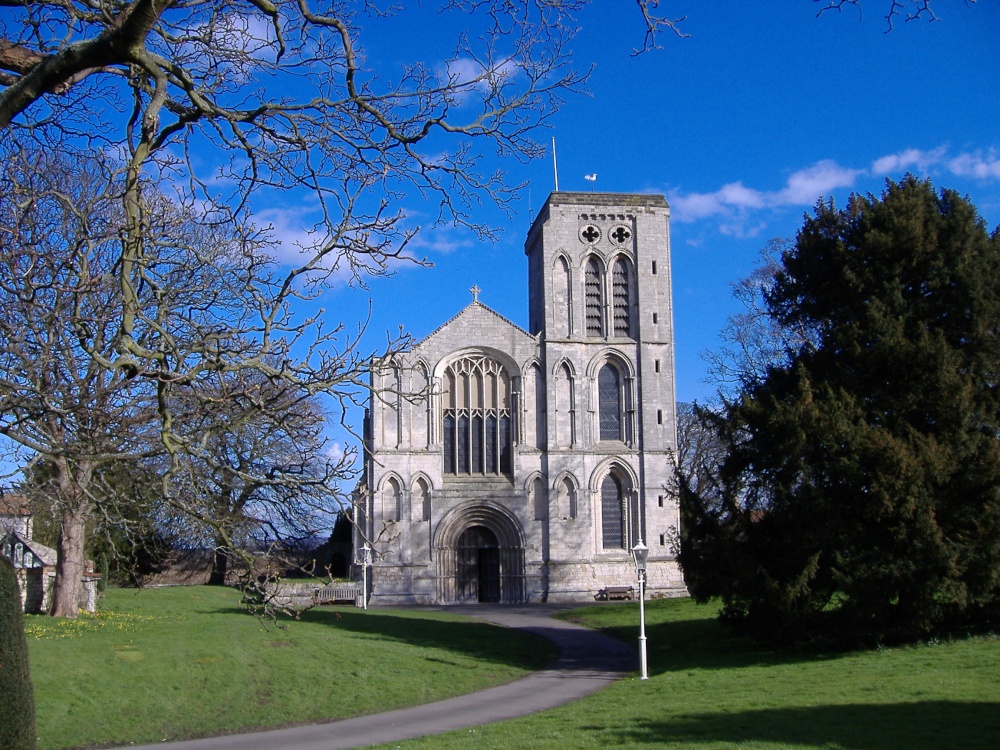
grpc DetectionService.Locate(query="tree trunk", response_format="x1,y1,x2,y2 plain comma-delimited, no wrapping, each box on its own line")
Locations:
50,505,88,617
49,459,93,618
208,542,229,586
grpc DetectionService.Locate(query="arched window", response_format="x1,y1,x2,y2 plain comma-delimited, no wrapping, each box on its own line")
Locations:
598,363,623,441
382,365,401,447
531,477,547,521
601,473,625,549
382,477,401,522
584,257,603,337
555,361,575,447
413,477,430,522
411,362,429,448
558,476,578,519
442,354,512,476
554,255,572,337
611,257,633,338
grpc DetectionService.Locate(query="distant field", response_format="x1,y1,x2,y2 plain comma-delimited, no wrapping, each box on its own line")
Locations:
26,586,555,750
379,598,1000,750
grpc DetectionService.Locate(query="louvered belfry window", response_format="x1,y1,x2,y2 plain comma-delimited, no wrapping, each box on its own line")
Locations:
611,258,632,337
585,258,603,337
443,355,512,475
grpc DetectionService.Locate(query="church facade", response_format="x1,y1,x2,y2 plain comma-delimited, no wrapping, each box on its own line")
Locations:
355,191,687,604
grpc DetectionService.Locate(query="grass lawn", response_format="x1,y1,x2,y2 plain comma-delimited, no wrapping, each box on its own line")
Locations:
28,590,1000,750
26,586,555,750
377,598,1000,750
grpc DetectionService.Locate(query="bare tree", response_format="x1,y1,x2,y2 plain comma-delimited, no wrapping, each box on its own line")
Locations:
0,149,158,616
702,239,822,396
167,369,347,587
813,0,965,30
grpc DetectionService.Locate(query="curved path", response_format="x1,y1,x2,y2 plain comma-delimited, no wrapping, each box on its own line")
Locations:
123,604,635,750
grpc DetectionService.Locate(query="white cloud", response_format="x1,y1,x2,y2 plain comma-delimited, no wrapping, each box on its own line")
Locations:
774,160,863,205
669,160,862,225
871,147,947,175
254,206,323,266
668,146,1000,237
947,150,1000,180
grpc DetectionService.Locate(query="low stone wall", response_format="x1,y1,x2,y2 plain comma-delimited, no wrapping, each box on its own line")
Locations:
265,581,363,609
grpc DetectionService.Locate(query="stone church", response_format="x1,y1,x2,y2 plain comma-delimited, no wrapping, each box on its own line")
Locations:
355,191,687,604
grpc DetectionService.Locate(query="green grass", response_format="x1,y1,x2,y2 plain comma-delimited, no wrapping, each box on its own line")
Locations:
377,598,1000,750
26,586,555,750
29,591,1000,750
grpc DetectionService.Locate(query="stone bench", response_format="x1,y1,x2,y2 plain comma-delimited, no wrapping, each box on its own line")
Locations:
596,585,635,601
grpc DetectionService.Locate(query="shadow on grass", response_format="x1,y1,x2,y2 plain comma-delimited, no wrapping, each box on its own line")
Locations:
195,604,555,671
600,700,1000,750
587,605,850,675
312,607,555,670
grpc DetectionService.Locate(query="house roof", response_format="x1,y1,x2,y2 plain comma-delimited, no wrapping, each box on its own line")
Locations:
2,529,57,568
0,494,30,517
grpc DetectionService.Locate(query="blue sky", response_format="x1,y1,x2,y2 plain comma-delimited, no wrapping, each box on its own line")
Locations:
306,0,999,428
3,2,998,481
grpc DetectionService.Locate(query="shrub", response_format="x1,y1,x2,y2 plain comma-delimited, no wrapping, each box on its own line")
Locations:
0,554,36,749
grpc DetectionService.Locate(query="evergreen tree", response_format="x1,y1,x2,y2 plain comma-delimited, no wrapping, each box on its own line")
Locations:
0,555,37,750
682,177,1000,646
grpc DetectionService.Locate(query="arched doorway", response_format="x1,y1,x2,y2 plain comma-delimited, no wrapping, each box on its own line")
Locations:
456,526,500,603
435,502,526,603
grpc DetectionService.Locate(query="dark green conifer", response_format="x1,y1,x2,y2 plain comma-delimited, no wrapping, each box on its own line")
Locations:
681,177,1000,646
0,554,37,750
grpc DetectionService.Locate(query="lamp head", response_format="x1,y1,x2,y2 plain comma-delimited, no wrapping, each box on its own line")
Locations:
631,540,649,573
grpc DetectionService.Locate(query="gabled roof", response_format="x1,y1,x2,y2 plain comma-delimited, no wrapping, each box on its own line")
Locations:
1,529,57,568
413,300,535,349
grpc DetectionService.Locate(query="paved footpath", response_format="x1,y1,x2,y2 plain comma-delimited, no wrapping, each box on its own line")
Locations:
121,604,636,750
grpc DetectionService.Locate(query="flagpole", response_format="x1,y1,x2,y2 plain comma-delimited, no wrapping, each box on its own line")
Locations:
552,137,559,192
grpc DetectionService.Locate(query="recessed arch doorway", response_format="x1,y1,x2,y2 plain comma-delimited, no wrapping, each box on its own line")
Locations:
435,502,526,603
457,526,500,602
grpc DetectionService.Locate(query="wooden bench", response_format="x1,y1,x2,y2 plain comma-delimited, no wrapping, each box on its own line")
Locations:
596,585,635,601
314,585,363,606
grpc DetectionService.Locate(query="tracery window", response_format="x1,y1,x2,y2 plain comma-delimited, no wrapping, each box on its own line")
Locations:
611,257,633,338
584,257,603,337
598,363,623,441
601,473,626,549
443,355,512,476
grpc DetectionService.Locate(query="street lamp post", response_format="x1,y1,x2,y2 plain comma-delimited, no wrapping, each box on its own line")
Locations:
631,539,649,680
361,542,371,610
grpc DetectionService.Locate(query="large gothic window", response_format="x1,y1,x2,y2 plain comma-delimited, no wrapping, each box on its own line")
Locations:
611,257,633,338
443,355,512,476
584,257,603,337
601,473,625,549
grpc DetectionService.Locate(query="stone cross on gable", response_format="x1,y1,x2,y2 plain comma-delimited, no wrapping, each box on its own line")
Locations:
470,284,481,303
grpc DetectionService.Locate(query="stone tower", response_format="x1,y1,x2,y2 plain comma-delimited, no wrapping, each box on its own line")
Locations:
357,191,685,604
